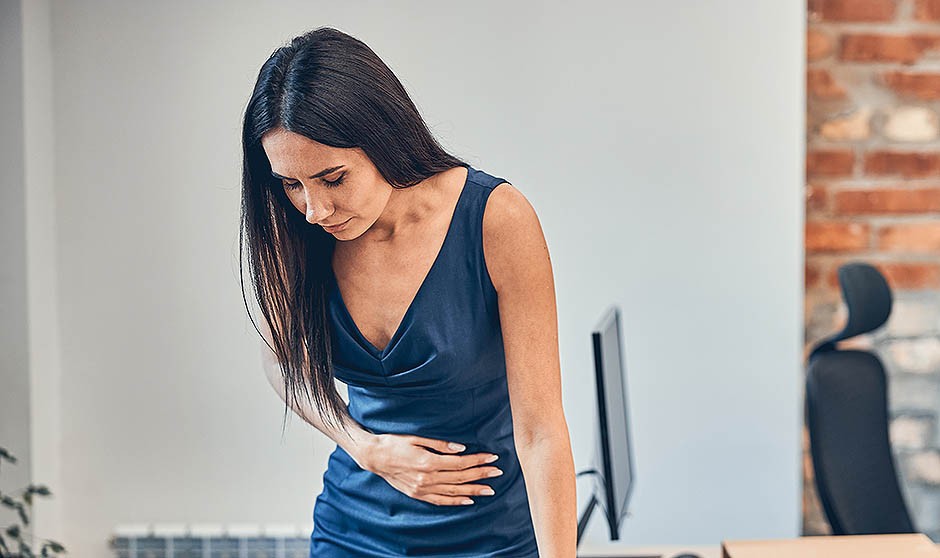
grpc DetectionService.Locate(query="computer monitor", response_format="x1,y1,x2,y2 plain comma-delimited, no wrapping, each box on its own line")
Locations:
577,305,636,546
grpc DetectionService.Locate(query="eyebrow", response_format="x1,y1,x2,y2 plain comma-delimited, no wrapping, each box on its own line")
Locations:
270,165,345,181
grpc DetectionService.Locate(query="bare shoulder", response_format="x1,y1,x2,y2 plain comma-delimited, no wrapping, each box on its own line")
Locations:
482,181,549,293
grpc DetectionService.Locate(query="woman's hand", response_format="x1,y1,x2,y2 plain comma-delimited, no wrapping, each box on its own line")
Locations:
359,433,504,506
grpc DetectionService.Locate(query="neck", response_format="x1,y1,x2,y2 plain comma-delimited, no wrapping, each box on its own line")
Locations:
369,172,446,241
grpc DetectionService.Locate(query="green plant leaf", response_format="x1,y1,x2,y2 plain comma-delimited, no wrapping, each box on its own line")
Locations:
25,486,50,498
0,447,16,464
42,540,64,553
0,447,64,557
16,503,28,526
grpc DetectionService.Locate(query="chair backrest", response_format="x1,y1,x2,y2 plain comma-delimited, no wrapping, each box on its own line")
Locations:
806,262,915,535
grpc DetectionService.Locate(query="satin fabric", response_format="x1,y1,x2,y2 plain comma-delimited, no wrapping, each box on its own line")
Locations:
309,165,540,557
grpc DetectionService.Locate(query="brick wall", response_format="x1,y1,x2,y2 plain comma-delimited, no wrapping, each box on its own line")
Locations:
805,0,940,538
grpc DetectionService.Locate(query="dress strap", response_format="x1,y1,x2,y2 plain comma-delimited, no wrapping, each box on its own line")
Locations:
463,166,512,302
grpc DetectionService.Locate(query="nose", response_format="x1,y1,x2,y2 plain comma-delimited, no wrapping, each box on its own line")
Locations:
306,207,333,226
302,188,332,226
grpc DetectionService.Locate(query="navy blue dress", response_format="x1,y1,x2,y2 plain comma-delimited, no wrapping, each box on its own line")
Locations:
309,165,540,557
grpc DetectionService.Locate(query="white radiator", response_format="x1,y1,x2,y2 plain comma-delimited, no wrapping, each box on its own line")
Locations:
109,523,314,558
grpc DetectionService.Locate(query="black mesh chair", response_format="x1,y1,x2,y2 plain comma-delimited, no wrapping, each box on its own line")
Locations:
806,261,916,535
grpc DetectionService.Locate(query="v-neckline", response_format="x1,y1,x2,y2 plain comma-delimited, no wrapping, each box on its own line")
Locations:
330,165,472,360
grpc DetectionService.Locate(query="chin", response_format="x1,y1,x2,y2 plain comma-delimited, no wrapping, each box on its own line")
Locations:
330,225,357,240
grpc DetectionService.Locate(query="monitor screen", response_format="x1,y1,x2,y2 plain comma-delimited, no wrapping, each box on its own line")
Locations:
590,305,635,533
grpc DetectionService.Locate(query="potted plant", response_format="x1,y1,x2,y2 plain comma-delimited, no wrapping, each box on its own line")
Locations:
0,446,66,557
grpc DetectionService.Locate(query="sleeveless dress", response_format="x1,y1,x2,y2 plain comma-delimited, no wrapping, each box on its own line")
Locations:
309,165,541,557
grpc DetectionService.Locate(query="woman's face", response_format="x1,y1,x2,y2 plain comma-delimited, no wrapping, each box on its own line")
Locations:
260,127,392,239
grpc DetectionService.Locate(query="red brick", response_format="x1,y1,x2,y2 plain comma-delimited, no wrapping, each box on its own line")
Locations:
877,262,940,289
840,34,940,64
806,221,871,252
878,222,940,252
882,72,940,100
809,0,897,21
807,184,830,214
817,264,848,289
807,149,855,177
808,69,847,99
808,30,833,61
864,151,940,177
916,0,940,21
806,261,823,288
824,261,851,288
834,188,940,214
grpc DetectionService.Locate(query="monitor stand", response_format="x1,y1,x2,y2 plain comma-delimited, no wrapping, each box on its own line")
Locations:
577,494,662,558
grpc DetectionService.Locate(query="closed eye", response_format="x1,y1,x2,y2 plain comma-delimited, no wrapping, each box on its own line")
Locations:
283,172,345,190
323,173,345,187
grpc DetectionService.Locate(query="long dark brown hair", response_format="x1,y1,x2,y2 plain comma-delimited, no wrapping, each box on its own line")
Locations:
239,26,468,436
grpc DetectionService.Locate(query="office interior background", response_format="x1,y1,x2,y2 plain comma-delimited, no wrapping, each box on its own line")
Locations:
804,0,940,539
5,0,936,556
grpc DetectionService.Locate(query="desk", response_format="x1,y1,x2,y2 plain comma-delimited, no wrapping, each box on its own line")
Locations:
577,534,940,558
722,533,939,557
576,543,720,558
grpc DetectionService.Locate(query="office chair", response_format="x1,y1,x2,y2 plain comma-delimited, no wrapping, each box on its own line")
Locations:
805,261,917,535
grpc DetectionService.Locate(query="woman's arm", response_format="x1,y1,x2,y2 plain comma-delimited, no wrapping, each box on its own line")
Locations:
483,183,577,558
258,311,377,470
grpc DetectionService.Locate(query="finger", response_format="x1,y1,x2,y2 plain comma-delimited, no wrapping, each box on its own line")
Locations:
428,452,500,471
409,436,467,454
421,493,477,507
433,466,504,484
424,483,497,498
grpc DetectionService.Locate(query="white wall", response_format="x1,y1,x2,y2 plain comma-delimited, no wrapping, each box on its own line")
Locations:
20,1,804,555
1,0,32,532
21,0,65,548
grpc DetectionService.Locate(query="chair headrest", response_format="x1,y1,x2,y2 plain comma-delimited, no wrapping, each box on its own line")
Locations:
809,262,892,361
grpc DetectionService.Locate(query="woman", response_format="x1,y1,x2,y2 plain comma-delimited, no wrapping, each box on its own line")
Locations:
240,26,576,557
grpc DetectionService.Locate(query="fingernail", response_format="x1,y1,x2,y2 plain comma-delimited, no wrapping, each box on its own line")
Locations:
480,488,495,496
486,454,499,463
488,469,503,477
449,443,466,451
462,499,474,505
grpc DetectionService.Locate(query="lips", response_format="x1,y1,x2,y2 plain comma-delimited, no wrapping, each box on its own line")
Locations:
322,218,350,232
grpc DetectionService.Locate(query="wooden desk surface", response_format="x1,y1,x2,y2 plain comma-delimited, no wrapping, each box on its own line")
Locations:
577,534,940,558
722,533,940,558
577,543,720,558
